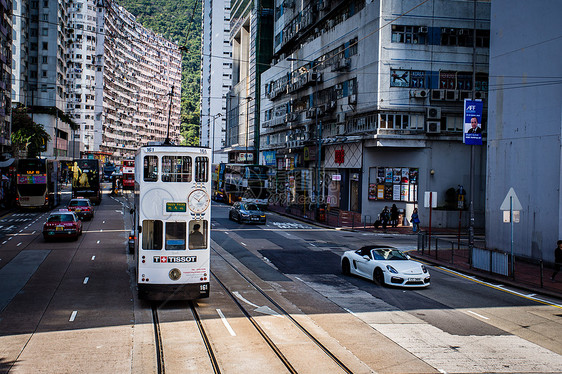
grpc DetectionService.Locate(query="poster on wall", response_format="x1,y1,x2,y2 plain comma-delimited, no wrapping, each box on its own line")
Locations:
393,184,401,200
401,185,409,201
409,168,418,184
368,184,377,200
384,185,393,200
385,168,393,183
377,185,385,199
401,169,409,184
377,168,385,184
393,168,401,183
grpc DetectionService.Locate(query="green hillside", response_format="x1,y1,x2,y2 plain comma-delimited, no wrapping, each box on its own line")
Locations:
116,0,202,146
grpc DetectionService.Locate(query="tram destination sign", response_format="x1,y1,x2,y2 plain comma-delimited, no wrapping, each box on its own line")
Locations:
166,202,187,212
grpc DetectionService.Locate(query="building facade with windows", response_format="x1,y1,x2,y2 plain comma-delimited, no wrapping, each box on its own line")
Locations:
224,0,273,164
96,0,182,161
200,0,232,164
1,0,12,156
260,0,490,227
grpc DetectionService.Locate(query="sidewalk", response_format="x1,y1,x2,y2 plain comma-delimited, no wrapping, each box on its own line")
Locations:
269,206,562,300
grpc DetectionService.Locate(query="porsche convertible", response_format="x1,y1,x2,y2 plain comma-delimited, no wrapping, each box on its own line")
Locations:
341,245,430,287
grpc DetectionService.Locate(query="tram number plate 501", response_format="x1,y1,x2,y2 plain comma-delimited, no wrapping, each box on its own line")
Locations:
153,256,197,263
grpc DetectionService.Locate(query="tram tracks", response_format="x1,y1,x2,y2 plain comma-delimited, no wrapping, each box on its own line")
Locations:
148,247,354,374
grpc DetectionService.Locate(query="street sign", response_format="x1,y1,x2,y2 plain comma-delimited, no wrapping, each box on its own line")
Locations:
500,187,522,211
424,191,437,208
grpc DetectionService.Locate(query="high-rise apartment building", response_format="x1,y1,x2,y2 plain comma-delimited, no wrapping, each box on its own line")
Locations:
200,0,232,164
261,0,490,227
1,0,12,156
224,0,273,164
12,0,182,162
96,0,182,160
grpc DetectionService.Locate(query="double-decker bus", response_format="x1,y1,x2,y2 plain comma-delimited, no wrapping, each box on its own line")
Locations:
132,145,211,300
103,162,116,182
72,159,102,205
122,159,135,190
212,163,270,208
15,158,61,209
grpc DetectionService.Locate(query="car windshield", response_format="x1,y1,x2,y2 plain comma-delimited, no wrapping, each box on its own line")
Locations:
48,214,75,223
243,204,259,211
69,200,89,207
372,249,408,261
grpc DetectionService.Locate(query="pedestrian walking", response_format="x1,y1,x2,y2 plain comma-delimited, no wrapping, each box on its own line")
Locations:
390,204,399,227
411,208,420,233
380,206,390,229
551,240,562,281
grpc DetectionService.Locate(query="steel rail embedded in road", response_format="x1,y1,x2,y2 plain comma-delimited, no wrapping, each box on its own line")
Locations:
211,248,354,374
189,301,222,374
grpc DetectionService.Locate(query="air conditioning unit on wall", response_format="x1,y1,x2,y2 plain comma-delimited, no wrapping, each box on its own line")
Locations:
427,107,441,120
426,121,441,134
431,89,445,101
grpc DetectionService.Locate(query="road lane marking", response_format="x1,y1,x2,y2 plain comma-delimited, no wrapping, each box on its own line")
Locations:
1,241,6,245
233,291,259,308
17,242,22,247
97,240,100,244
69,311,78,322
466,310,489,320
437,266,562,309
216,309,236,336
241,242,246,246
83,277,89,284
91,256,96,261
32,231,36,235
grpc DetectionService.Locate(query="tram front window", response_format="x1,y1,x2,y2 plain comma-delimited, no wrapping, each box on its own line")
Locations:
162,156,192,182
142,220,163,249
165,222,186,250
144,156,158,182
188,220,207,249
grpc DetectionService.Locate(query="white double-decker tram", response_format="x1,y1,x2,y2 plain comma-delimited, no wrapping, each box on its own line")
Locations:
133,145,211,300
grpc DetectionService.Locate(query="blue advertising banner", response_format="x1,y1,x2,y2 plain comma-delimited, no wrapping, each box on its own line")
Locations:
262,151,276,166
463,99,483,145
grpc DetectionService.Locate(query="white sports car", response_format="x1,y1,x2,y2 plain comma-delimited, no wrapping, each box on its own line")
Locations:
341,245,430,287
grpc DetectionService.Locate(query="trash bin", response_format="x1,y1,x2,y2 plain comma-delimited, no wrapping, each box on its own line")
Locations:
318,207,326,222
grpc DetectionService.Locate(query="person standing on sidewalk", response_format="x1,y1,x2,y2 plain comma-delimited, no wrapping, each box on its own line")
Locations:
551,240,562,281
411,208,420,233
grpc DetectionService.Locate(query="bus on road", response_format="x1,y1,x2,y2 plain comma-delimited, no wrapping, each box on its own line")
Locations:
132,145,211,300
16,158,61,209
72,159,102,205
212,163,270,208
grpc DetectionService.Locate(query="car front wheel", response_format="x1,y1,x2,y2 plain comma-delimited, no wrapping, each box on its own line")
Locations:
342,259,351,275
373,268,385,285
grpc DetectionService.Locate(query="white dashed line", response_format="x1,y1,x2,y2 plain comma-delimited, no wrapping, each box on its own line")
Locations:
466,310,489,320
216,309,236,336
91,256,96,261
69,311,78,322
83,277,89,284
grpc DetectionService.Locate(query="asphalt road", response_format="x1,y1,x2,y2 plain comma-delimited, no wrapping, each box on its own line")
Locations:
0,191,561,373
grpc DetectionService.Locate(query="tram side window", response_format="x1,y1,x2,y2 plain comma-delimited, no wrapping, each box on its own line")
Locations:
162,156,192,182
194,156,209,182
144,156,158,182
142,220,163,250
188,220,207,249
165,221,186,250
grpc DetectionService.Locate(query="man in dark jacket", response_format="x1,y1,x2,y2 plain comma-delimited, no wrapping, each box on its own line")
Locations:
552,240,562,281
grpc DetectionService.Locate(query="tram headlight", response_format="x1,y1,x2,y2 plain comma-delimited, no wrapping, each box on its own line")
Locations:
169,268,182,281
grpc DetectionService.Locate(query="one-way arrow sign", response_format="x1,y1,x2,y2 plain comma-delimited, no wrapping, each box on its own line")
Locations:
500,187,522,211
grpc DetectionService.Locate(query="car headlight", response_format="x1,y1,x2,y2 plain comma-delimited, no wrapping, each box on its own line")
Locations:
386,265,398,274
241,213,250,217
421,265,428,273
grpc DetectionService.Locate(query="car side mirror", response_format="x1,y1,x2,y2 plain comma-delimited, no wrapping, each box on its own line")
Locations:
363,255,370,261
138,225,142,234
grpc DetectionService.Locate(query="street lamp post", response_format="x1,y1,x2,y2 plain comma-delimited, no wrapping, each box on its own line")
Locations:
164,85,174,145
210,113,222,164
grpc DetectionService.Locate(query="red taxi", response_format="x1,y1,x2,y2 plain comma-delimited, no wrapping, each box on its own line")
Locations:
43,210,83,241
68,198,94,220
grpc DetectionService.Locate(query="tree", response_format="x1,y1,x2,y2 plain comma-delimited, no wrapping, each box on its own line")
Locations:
11,106,51,158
